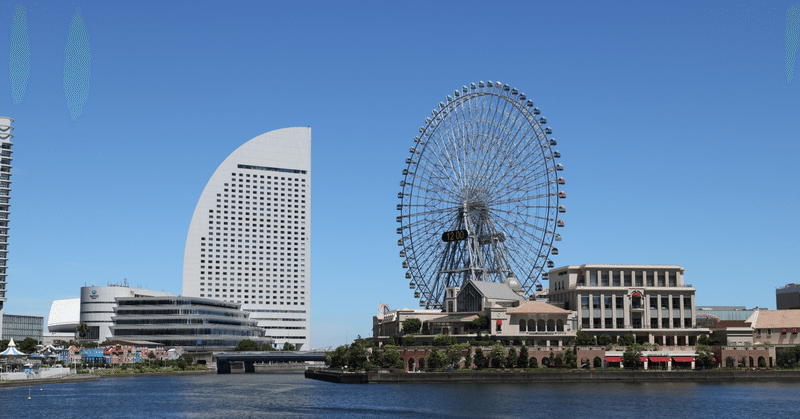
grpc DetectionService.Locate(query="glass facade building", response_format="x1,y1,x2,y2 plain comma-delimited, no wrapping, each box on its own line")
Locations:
2,313,43,342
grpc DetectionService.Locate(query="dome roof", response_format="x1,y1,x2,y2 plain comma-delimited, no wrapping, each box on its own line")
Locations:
503,274,523,292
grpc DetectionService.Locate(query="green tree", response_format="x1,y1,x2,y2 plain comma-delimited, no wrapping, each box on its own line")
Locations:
695,344,714,369
347,342,369,371
563,348,577,368
622,344,643,369
554,352,564,368
470,315,488,330
505,347,518,368
618,334,636,347
0,339,9,352
593,356,602,368
387,334,401,346
19,337,38,353
182,353,193,364
382,349,405,369
464,349,473,369
597,334,613,346
725,356,735,368
427,348,446,370
404,334,416,346
473,348,487,369
446,346,463,369
282,342,296,351
758,357,767,368
327,345,348,368
574,331,596,346
547,351,555,368
528,356,539,368
490,344,505,368
517,345,529,368
402,318,422,334
234,339,258,351
433,334,457,346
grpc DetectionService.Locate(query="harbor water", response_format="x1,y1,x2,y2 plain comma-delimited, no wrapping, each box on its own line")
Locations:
2,373,800,418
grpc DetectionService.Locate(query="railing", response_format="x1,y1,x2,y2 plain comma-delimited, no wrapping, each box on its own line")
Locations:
0,368,75,381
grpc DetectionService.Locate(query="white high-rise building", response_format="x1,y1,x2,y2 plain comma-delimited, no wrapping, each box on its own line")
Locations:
183,127,311,350
0,117,13,312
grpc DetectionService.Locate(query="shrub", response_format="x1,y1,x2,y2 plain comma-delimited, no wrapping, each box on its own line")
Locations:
593,356,602,368
490,345,505,368
529,356,539,368
404,334,416,346
433,334,458,346
758,358,767,368
517,346,529,368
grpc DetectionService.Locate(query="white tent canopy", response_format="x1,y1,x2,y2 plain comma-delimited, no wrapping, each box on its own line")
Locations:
0,339,26,356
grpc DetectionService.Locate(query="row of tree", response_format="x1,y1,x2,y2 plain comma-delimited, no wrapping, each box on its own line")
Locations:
233,339,296,351
0,337,38,353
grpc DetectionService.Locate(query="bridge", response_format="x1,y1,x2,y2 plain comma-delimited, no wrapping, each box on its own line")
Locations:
213,351,327,374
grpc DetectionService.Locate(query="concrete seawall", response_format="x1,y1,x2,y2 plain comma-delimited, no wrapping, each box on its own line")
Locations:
305,369,800,384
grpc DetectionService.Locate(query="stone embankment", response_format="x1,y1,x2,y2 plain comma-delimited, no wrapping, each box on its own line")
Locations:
305,368,800,384
0,374,101,388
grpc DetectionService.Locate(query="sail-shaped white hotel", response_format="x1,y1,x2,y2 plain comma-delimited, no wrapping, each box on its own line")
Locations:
183,127,310,350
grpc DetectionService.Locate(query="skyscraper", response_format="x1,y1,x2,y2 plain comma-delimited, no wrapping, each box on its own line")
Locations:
0,117,13,311
183,127,310,350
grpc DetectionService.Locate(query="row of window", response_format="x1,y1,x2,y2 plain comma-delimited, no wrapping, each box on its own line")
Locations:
581,317,693,329
577,272,679,287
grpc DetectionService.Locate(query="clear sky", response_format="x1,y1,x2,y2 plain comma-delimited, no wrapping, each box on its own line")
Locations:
0,1,798,350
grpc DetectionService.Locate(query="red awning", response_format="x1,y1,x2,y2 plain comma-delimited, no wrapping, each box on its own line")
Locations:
649,356,670,362
605,356,621,362
640,357,647,362
673,357,694,362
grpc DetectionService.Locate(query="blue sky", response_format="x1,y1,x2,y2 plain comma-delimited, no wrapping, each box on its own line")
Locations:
0,1,798,349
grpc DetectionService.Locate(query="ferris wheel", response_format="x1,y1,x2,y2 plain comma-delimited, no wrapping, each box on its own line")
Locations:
396,81,565,309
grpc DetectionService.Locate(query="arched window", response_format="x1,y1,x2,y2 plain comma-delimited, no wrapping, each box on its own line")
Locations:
556,319,564,331
408,358,415,371
528,319,536,332
519,319,527,332
547,319,555,332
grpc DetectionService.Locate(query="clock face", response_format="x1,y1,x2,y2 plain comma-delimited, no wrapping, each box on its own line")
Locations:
441,229,468,243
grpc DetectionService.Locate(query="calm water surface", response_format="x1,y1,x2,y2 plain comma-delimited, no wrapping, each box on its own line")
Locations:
2,373,800,418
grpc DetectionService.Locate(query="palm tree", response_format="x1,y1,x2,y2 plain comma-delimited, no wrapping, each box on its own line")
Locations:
76,323,89,340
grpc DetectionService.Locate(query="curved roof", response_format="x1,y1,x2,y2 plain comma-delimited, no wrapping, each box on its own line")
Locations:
47,298,80,332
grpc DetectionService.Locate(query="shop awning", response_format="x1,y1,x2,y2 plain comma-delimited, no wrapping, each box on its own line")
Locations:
640,357,647,362
649,356,670,362
605,356,621,362
673,357,694,362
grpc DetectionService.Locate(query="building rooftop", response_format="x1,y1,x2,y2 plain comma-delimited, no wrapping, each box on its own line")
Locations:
506,301,571,314
469,280,525,301
747,309,800,329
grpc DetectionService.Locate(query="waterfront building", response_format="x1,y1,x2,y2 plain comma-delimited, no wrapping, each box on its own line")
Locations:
374,278,575,346
110,296,271,351
1,313,43,342
546,264,708,345
79,283,174,343
776,283,800,310
747,309,800,347
0,117,13,311
182,127,311,350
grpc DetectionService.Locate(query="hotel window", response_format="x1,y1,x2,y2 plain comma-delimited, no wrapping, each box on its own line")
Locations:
672,298,680,310
604,296,612,309
661,297,668,311
612,274,620,287
635,274,643,287
684,318,692,328
646,274,655,287
601,274,609,286
662,318,669,328
669,273,677,287
605,318,613,328
650,318,658,329
582,318,590,328
673,318,681,328
593,297,600,310
616,318,624,328
649,297,657,310
593,317,601,328
581,296,589,310
658,273,666,287
590,273,597,286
